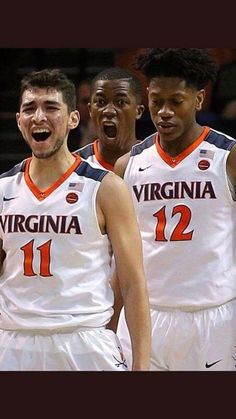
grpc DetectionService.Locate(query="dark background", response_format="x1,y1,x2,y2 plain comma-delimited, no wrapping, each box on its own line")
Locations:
1,48,236,174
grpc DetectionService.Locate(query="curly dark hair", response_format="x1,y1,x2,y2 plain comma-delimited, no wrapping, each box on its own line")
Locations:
134,48,218,89
19,68,76,113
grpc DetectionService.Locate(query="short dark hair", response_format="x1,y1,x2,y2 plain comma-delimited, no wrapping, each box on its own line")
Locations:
19,68,76,112
91,67,142,102
134,48,218,89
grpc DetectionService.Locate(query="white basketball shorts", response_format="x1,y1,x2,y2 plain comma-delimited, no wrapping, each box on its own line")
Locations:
117,299,236,371
0,327,128,371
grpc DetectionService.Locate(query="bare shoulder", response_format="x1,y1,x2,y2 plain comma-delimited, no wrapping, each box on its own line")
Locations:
114,151,131,178
99,171,128,196
97,171,132,211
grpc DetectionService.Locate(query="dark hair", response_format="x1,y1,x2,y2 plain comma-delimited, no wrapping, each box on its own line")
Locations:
19,68,76,112
91,67,142,102
134,48,218,89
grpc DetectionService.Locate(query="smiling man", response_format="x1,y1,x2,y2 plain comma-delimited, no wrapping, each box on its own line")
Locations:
0,69,151,371
75,67,144,171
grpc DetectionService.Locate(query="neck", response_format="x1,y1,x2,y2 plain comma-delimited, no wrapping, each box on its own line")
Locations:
29,147,76,191
98,137,139,166
159,123,204,157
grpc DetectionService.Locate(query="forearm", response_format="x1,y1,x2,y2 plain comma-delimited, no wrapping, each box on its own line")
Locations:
106,271,124,332
122,282,151,371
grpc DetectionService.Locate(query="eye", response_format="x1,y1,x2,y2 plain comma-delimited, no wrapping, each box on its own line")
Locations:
22,107,34,113
46,106,59,110
94,98,106,107
171,99,183,105
116,99,127,106
152,99,162,107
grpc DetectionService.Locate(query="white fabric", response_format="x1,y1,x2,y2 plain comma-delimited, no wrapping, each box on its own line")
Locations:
0,327,128,371
118,299,236,371
124,129,236,309
0,160,114,331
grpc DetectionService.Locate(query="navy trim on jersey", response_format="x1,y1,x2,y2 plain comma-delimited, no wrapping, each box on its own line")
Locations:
0,160,27,179
75,143,94,160
205,129,236,151
131,134,155,156
75,160,108,182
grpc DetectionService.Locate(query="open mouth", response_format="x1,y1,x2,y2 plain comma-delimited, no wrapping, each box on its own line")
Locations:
32,129,51,142
103,124,117,139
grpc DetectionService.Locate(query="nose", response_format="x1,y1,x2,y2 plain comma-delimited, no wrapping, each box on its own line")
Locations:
32,108,47,123
103,103,117,117
158,104,174,118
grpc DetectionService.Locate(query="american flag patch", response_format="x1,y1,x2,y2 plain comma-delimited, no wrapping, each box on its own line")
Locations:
199,149,215,160
68,182,84,192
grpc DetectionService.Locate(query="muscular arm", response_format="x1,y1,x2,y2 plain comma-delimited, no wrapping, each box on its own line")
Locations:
97,173,151,371
106,152,132,332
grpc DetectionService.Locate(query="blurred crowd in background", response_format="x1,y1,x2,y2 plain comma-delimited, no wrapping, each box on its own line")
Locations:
1,48,236,173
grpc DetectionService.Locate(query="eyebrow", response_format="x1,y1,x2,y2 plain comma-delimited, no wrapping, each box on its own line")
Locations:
94,92,129,97
149,92,186,97
22,100,61,107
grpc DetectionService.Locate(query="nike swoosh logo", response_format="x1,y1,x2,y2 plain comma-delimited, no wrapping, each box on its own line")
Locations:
139,165,152,172
205,359,222,368
3,196,18,201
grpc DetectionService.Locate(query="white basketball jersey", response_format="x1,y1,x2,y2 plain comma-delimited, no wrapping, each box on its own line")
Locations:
0,155,114,330
124,126,236,310
76,140,114,171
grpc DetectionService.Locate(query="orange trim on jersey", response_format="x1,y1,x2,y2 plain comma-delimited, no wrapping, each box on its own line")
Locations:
155,126,211,168
24,154,82,201
93,139,114,171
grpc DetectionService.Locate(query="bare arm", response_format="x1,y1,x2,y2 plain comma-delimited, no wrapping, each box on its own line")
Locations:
106,270,123,333
106,151,132,332
97,173,151,371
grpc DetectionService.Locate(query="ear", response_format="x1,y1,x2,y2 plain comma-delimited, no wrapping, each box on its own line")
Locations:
195,89,205,111
16,113,22,132
136,104,145,120
68,110,80,129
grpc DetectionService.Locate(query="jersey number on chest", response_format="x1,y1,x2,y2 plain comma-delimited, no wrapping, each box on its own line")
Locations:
153,204,194,241
20,239,53,277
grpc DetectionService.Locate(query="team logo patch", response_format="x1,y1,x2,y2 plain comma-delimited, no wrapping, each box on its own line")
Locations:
66,192,79,204
198,159,210,170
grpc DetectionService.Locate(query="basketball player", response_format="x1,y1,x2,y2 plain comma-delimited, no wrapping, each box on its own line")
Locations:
0,68,151,371
114,48,236,370
75,67,145,331
76,67,145,170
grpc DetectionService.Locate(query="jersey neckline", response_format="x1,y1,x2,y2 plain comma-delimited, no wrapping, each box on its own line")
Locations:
93,139,114,171
24,154,82,201
155,126,211,167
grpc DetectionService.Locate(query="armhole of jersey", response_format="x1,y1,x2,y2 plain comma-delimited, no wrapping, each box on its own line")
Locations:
92,181,107,237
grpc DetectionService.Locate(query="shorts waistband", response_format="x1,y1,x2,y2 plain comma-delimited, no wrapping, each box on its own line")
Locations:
0,325,106,336
150,298,236,313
